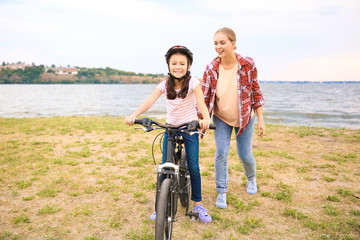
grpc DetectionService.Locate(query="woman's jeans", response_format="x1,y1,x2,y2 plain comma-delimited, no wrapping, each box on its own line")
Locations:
213,115,256,194
162,131,202,202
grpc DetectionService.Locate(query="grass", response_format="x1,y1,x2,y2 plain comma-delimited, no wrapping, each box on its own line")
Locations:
273,181,295,202
283,208,308,220
0,117,359,239
38,204,62,214
11,215,31,224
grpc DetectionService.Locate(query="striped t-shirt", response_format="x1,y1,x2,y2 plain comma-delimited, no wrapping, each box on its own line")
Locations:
157,76,200,125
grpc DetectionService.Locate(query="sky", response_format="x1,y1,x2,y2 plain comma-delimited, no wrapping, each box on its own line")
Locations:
1,0,359,81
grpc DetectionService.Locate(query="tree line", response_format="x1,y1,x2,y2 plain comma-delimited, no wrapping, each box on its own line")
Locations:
0,63,165,84
0,65,45,84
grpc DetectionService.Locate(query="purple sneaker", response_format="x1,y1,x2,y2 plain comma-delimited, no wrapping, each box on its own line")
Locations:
150,212,156,221
193,204,212,223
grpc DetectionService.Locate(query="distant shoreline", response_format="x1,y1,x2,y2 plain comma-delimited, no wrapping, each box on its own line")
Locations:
1,81,359,85
1,63,358,84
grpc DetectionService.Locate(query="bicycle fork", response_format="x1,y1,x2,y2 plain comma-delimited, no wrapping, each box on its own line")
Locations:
155,163,179,222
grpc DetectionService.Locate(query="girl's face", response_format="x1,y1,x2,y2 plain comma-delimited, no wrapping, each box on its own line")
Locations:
169,53,190,79
214,32,236,58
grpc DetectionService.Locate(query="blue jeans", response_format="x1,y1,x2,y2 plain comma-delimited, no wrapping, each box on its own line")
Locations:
213,115,256,194
162,131,202,202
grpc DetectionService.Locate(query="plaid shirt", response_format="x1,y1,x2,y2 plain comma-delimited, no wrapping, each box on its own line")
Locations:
200,53,265,136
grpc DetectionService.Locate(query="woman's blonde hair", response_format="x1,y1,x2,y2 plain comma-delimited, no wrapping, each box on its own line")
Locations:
215,27,237,50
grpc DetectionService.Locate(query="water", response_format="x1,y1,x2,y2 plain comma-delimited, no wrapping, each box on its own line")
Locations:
0,84,167,118
261,83,360,129
0,83,359,129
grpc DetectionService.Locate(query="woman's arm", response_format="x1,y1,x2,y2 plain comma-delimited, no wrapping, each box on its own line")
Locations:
255,106,265,137
251,64,265,109
125,88,163,125
194,85,211,129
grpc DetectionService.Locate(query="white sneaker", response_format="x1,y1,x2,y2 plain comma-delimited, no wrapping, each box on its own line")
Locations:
215,193,227,208
246,178,257,194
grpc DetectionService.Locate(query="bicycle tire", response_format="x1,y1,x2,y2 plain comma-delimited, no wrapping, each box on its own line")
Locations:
155,178,173,240
179,149,190,208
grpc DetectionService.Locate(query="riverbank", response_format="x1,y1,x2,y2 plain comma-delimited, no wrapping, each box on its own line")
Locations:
0,64,164,84
0,116,359,239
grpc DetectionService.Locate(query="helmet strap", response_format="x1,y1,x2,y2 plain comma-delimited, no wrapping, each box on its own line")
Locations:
168,71,190,82
167,60,191,82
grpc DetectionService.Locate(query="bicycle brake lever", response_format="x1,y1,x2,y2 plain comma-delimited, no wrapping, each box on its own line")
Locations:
134,127,155,132
133,127,147,131
190,131,204,136
181,130,191,135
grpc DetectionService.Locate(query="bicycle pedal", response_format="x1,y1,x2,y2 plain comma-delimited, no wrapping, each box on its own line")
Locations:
188,211,199,221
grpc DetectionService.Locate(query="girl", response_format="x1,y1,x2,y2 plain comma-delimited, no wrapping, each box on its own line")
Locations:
201,27,265,209
125,45,212,223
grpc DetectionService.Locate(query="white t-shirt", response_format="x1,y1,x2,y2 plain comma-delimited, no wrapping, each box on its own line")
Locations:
157,76,200,125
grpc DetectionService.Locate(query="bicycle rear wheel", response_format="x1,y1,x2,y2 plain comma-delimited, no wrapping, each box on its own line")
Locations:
155,178,173,240
179,149,190,208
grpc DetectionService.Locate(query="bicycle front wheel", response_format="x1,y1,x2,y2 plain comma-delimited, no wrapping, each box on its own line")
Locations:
155,178,173,240
179,149,190,208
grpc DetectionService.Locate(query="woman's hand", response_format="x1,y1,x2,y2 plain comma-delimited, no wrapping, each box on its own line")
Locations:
125,115,136,125
255,106,265,138
257,119,266,138
199,119,211,130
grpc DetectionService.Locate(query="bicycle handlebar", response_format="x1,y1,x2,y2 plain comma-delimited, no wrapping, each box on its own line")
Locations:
134,118,216,132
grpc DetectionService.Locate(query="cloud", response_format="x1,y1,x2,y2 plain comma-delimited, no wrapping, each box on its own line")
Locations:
266,52,360,81
0,0,359,80
34,0,180,21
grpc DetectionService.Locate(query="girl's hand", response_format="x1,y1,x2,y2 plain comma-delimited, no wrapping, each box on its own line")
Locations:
125,115,136,125
199,119,211,130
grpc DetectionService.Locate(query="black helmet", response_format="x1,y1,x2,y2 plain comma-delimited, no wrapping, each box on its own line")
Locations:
165,45,193,82
165,45,193,65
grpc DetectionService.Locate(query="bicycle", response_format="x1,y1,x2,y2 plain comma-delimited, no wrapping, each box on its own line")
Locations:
133,118,215,240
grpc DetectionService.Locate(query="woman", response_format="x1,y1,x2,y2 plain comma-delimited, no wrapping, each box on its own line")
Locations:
201,27,265,209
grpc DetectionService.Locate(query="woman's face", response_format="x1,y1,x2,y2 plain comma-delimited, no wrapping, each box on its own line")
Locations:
214,32,236,58
169,53,190,79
